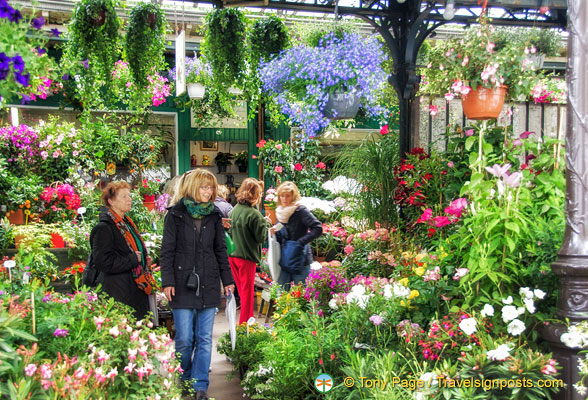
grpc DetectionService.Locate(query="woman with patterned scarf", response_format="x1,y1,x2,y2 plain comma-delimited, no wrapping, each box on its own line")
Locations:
160,169,235,400
91,181,158,320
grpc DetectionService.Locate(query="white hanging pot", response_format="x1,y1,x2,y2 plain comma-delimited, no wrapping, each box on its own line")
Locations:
187,83,205,99
228,86,243,95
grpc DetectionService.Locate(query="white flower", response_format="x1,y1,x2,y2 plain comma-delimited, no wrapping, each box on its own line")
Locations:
507,319,526,336
519,287,534,299
382,284,393,299
459,318,477,336
534,289,546,299
561,332,583,348
523,298,536,314
574,383,588,396
502,296,513,304
481,304,495,317
392,283,410,299
328,298,338,310
501,305,522,322
486,343,513,361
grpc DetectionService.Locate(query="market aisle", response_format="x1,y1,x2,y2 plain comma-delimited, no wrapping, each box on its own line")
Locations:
208,308,251,400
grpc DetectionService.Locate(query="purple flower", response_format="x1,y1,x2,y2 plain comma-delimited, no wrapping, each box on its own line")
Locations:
503,172,522,188
520,131,533,139
36,46,47,55
369,314,384,326
8,7,22,23
12,54,24,73
62,74,70,81
14,71,30,87
51,28,61,37
0,0,12,19
0,53,9,80
21,94,31,104
53,328,69,337
31,16,44,29
81,59,89,69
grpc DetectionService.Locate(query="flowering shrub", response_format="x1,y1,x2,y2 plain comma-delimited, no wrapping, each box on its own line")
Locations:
304,264,349,314
530,76,566,104
255,139,295,184
561,319,588,396
259,32,387,137
311,222,348,258
0,125,40,174
39,184,81,223
111,60,172,110
138,178,161,197
419,16,541,103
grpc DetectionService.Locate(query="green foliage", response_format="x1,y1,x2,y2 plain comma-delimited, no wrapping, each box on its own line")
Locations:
293,20,359,47
234,150,249,166
61,0,123,110
333,134,400,228
214,152,234,167
125,2,168,86
494,26,562,57
202,8,247,89
3,175,43,212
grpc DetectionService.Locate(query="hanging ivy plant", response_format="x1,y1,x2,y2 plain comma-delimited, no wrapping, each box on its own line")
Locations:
61,0,122,110
125,2,168,86
248,16,289,71
202,8,247,89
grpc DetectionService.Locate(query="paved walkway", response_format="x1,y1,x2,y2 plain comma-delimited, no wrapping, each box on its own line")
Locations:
207,308,251,400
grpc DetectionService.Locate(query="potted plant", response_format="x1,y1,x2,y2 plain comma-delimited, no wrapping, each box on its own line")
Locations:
214,152,234,173
419,15,542,120
494,26,562,68
124,2,168,87
173,56,213,99
234,150,249,173
138,178,161,206
259,31,388,137
263,187,277,224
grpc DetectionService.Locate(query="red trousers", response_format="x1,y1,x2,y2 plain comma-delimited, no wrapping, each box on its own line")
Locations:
229,256,256,324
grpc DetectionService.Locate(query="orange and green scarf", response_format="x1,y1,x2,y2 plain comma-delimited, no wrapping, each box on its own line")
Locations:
107,208,158,295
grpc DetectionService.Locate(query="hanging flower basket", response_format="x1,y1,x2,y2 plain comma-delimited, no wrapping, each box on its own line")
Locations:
323,87,361,120
461,85,508,120
187,83,206,99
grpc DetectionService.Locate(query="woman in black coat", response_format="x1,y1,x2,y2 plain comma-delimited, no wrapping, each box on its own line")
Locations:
271,181,322,290
160,169,235,400
91,181,153,320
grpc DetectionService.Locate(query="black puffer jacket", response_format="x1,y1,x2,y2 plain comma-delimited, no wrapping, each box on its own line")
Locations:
160,201,234,309
276,205,323,265
91,207,149,319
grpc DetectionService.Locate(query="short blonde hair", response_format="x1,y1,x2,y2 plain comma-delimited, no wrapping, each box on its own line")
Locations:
217,184,230,199
236,178,262,205
179,169,217,202
276,181,300,206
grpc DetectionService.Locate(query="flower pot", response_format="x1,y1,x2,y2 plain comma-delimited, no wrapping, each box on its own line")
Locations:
7,209,25,225
14,234,26,248
264,205,277,225
323,87,361,120
461,85,507,120
146,12,156,28
50,233,65,248
187,83,205,99
217,164,227,173
238,165,247,173
528,53,546,69
143,201,155,211
91,8,107,26
143,194,156,202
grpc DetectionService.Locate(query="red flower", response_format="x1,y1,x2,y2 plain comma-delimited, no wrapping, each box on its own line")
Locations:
256,140,266,148
294,163,303,171
380,125,389,135
251,155,257,159
312,330,317,336
319,359,323,366
316,162,326,170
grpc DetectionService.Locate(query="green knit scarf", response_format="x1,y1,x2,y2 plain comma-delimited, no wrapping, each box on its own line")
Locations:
183,197,215,219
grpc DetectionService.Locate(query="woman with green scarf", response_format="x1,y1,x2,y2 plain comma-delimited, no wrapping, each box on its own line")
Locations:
160,169,235,400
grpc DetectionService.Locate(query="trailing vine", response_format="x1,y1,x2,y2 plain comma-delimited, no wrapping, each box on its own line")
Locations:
125,2,168,86
61,0,122,110
202,8,247,89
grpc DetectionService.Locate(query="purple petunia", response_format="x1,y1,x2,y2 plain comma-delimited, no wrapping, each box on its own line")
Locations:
81,59,89,69
51,28,61,37
36,46,47,55
0,52,9,80
0,0,12,19
14,71,30,87
12,54,24,73
8,7,22,23
31,16,44,29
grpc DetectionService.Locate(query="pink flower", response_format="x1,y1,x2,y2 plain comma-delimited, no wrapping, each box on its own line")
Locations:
316,162,326,170
344,245,354,255
39,364,52,379
109,326,120,337
465,129,474,137
274,166,283,173
417,208,433,223
432,216,451,227
294,163,303,171
447,161,454,168
423,266,441,282
542,359,557,375
124,362,136,374
453,268,469,280
380,125,389,135
74,367,85,380
25,364,37,376
520,131,532,139
369,315,384,326
512,138,522,146
275,143,283,150
429,105,438,117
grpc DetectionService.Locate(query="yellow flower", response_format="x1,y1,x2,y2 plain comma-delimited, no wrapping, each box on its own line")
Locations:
414,267,425,276
401,251,411,258
398,278,409,287
409,290,420,299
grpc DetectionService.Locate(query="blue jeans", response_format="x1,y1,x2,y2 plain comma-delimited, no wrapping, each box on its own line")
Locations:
278,265,310,291
172,307,216,391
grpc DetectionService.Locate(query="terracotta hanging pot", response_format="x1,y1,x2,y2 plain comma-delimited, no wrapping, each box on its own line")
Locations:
7,209,25,225
461,85,508,120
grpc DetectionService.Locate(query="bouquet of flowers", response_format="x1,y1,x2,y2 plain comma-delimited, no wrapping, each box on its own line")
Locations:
264,188,277,209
